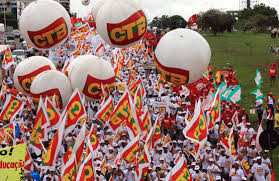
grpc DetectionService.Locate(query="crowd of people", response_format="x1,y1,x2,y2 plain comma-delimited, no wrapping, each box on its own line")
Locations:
0,24,277,181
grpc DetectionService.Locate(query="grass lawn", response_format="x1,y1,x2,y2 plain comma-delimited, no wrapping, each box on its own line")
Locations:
202,31,279,179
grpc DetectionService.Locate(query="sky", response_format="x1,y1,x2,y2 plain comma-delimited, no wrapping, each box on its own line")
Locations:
70,0,279,21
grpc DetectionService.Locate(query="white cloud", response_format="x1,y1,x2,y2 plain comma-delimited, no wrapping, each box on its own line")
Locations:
70,0,279,21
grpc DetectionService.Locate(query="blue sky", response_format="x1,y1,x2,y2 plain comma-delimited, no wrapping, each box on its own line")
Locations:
70,0,279,21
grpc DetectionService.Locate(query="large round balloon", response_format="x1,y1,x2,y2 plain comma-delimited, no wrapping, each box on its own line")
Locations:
92,0,109,21
154,29,211,85
95,0,147,48
70,55,115,101
13,56,56,95
19,0,72,50
30,70,73,109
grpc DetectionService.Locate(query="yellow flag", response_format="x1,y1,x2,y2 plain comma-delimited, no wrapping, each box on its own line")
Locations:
0,143,26,181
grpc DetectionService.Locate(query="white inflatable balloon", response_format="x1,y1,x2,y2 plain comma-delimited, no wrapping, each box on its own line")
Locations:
30,70,73,109
95,0,147,48
70,55,115,101
19,0,72,50
82,0,90,6
154,29,211,85
13,56,56,95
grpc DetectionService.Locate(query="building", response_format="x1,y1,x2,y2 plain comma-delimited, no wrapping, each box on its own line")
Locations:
58,0,70,14
0,0,24,20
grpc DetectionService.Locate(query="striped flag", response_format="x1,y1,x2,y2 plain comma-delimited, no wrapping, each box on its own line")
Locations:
95,96,114,124
76,153,96,181
207,89,220,130
254,68,263,88
45,97,60,129
167,155,192,181
0,81,6,101
2,47,14,70
121,135,140,164
227,85,242,104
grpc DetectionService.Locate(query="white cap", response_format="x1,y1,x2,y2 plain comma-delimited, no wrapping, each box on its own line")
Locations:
209,158,214,162
159,157,164,161
216,176,221,180
194,165,200,170
191,162,196,166
251,142,255,146
241,177,247,180
246,122,251,126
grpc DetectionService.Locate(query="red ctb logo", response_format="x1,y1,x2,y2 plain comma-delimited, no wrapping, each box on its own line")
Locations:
27,17,68,49
107,10,147,46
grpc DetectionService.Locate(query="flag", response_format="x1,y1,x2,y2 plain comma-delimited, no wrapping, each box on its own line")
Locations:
152,117,162,148
60,123,86,180
220,129,231,152
95,96,114,124
86,125,99,152
56,48,63,55
220,121,227,134
109,91,129,130
183,100,208,145
121,135,140,164
0,81,6,101
256,121,263,152
162,135,172,145
136,163,150,181
24,150,33,172
45,97,60,129
100,158,106,174
64,89,86,136
218,81,227,95
215,70,221,84
231,111,239,129
227,85,242,103
126,93,140,138
185,109,192,123
95,43,105,56
2,47,14,69
42,115,66,167
207,90,220,130
221,86,232,101
241,159,251,176
76,153,95,181
168,155,192,181
0,95,23,121
129,77,146,99
188,14,197,25
30,99,49,154
134,85,143,119
230,129,237,156
251,88,265,100
254,68,263,88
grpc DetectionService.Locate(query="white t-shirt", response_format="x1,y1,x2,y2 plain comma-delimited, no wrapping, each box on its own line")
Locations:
251,163,270,181
207,164,220,178
229,168,245,181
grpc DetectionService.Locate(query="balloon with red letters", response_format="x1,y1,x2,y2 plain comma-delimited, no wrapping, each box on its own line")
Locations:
19,0,72,50
154,29,211,85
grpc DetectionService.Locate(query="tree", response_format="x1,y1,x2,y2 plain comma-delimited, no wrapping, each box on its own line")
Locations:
200,9,226,35
237,3,278,32
150,15,187,29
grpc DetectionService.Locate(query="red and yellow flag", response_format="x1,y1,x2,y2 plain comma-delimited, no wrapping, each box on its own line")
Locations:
183,100,207,145
86,125,99,154
170,155,192,181
100,158,106,174
76,153,95,181
30,99,49,154
42,115,66,167
45,97,60,129
64,89,86,136
95,96,114,124
207,90,220,130
0,95,23,121
152,118,162,148
2,47,14,69
109,92,129,130
0,81,7,101
122,135,140,164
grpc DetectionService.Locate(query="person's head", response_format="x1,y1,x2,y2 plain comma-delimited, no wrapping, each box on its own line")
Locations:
194,165,200,173
206,147,211,154
263,150,269,159
257,156,262,164
251,142,256,148
208,158,214,165
234,162,239,169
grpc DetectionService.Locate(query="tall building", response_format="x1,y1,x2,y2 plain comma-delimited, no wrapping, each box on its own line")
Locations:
0,0,24,20
239,0,259,10
58,0,70,13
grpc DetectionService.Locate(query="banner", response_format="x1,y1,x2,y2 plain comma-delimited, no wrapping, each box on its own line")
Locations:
0,143,26,181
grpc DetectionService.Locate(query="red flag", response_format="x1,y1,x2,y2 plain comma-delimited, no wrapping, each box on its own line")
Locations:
183,100,207,145
45,97,60,129
64,89,86,136
30,99,49,154
42,115,66,167
0,81,7,101
207,90,220,130
152,117,162,149
95,96,114,124
2,47,14,69
76,153,96,181
188,14,197,25
168,155,192,181
25,149,33,172
86,125,99,153
121,135,140,164
0,95,23,121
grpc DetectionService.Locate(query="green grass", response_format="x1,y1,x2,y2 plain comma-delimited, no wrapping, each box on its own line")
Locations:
202,31,279,179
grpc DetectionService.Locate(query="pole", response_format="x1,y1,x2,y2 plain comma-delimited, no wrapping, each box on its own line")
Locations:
4,0,6,32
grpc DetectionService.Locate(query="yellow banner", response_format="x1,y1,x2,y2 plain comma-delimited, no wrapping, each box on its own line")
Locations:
0,143,26,181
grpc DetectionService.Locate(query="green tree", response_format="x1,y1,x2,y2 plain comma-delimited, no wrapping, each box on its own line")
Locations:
200,9,227,35
150,15,187,29
168,15,187,30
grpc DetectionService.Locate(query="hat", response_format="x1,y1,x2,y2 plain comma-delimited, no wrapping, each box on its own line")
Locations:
194,165,200,170
95,167,101,171
216,176,222,180
206,147,212,151
208,158,214,162
241,177,247,181
246,122,251,126
264,150,269,153
1,141,6,145
191,162,196,166
257,156,262,160
251,142,255,146
159,157,164,161
253,158,257,161
228,122,232,125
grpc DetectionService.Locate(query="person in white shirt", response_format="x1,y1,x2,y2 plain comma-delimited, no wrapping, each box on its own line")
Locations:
251,156,270,181
229,162,245,181
245,122,255,141
248,142,259,166
191,165,206,181
262,150,272,169
201,148,213,171
207,158,221,178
